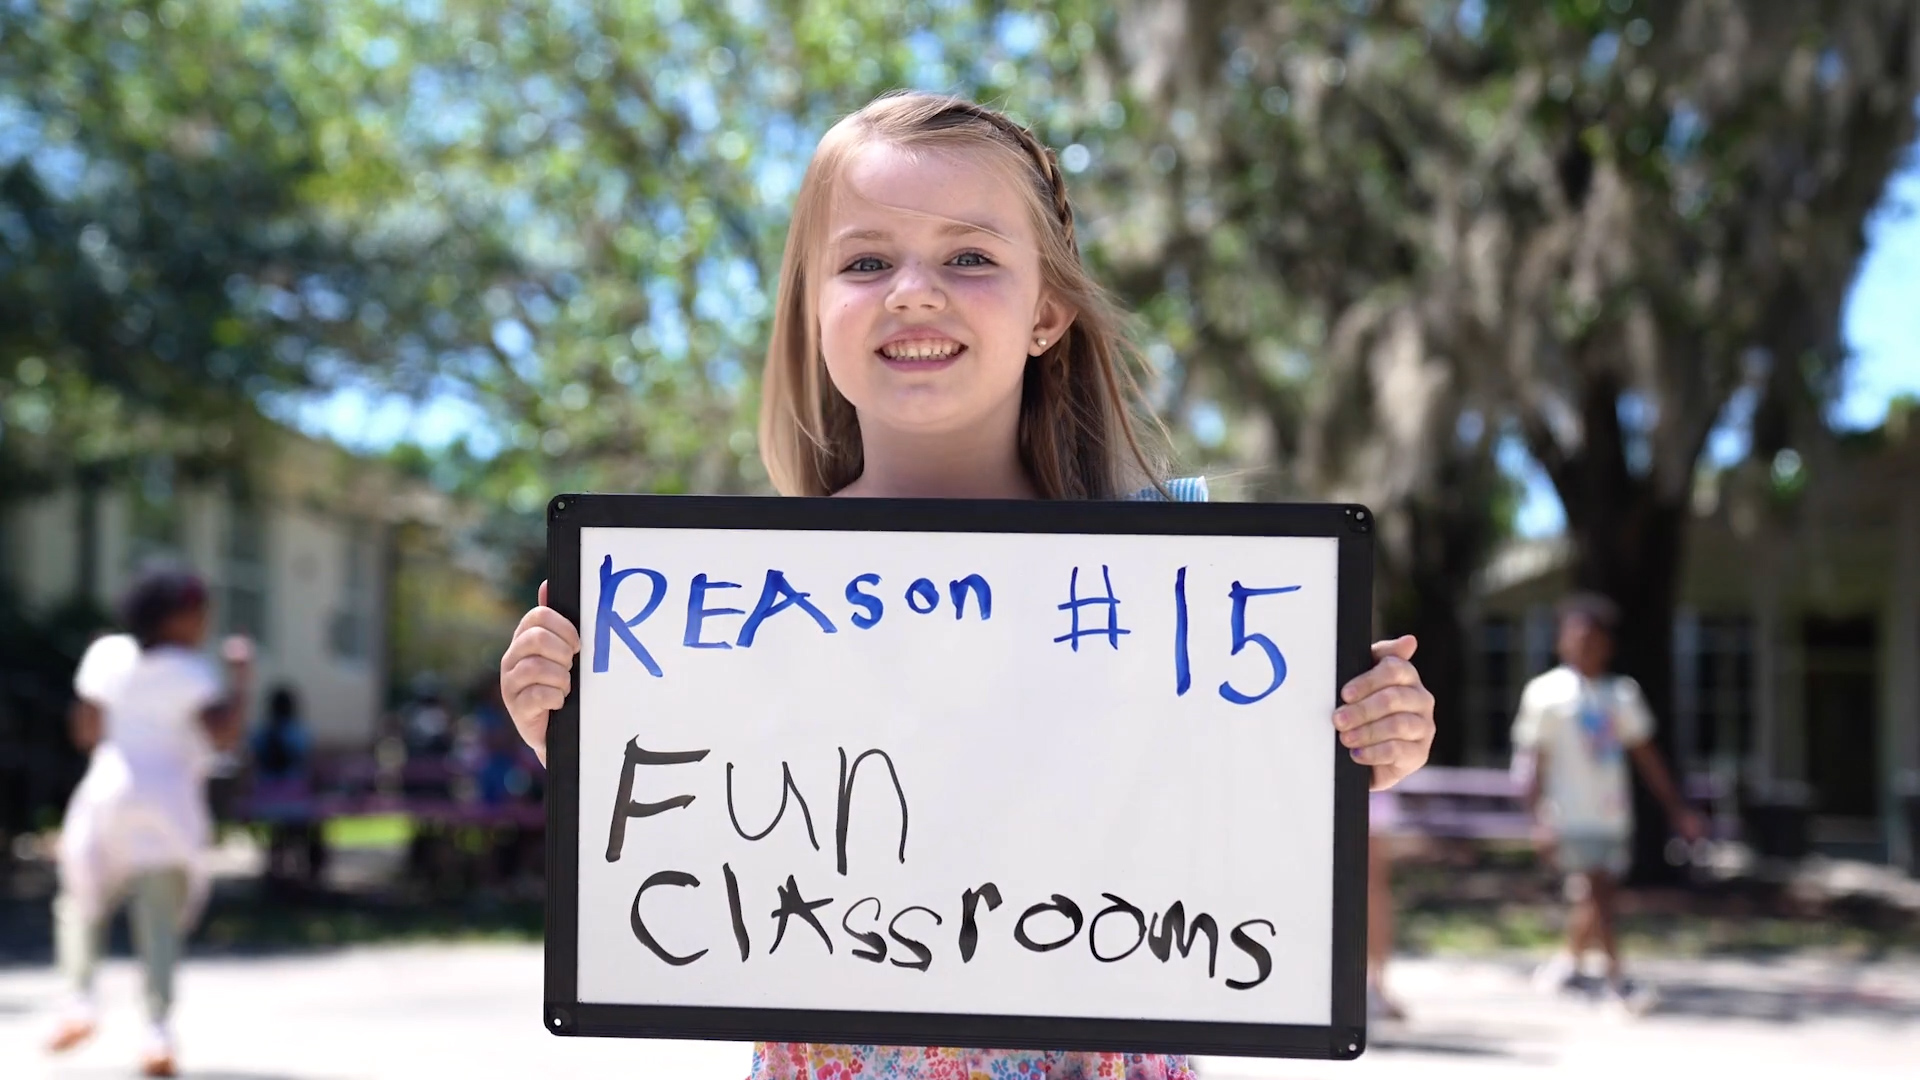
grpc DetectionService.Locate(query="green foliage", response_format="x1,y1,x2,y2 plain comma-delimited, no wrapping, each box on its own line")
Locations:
3,0,1910,604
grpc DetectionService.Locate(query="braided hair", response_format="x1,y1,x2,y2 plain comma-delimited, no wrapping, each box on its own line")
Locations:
758,91,1167,500
933,100,1081,255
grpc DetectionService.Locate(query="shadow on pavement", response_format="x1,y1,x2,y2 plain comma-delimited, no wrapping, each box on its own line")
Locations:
1369,1033,1516,1057
2,872,543,970
1651,980,1920,1024
51,1072,321,1080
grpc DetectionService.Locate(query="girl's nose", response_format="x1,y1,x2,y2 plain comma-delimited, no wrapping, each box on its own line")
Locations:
886,261,946,312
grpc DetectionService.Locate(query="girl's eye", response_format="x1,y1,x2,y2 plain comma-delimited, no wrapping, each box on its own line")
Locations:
951,251,994,267
844,256,888,273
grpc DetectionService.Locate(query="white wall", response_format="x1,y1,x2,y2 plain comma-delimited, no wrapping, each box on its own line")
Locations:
3,484,386,750
252,505,384,748
1,490,79,611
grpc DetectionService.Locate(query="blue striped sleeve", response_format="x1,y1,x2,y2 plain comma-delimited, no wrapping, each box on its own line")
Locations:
1127,476,1210,502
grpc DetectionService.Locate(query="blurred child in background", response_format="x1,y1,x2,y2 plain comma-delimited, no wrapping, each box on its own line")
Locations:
252,685,324,886
47,565,254,1077
1513,592,1703,1015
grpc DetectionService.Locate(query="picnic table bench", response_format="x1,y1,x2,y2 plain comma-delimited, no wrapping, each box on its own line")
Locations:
1383,766,1737,843
230,753,545,890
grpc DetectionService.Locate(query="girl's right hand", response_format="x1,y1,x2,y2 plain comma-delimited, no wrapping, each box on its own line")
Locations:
499,580,580,767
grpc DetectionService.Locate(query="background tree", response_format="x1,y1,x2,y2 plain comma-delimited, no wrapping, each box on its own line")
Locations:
1066,0,1919,872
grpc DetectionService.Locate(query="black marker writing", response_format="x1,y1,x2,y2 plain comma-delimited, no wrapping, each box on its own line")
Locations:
1226,919,1276,990
841,897,887,963
958,882,1003,962
1148,901,1220,977
888,906,942,972
1089,892,1148,962
630,870,707,966
723,862,750,961
605,739,710,863
623,860,1282,996
768,874,834,955
725,761,821,850
1014,894,1085,952
835,747,909,876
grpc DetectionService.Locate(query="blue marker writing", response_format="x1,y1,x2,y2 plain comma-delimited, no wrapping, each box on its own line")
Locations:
737,570,838,646
593,555,668,676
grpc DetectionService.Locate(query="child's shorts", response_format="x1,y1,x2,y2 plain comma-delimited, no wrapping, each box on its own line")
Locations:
1556,833,1631,878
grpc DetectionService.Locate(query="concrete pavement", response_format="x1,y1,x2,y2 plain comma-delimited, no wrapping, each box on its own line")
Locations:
1,944,1915,1079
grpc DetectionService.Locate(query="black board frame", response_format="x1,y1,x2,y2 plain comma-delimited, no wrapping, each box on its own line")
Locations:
542,493,1375,1060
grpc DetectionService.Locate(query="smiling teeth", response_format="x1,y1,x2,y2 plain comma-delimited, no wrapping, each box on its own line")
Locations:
882,342,962,359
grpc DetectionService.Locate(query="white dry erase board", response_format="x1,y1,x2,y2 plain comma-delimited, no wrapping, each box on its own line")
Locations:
542,494,1375,1060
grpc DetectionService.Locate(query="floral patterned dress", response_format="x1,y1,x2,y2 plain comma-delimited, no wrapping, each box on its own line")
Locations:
749,479,1211,1080
749,1043,1197,1080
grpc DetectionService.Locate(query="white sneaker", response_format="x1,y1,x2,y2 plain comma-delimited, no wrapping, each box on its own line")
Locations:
1531,951,1579,996
1367,984,1407,1022
139,1022,177,1077
44,995,97,1054
1606,978,1659,1017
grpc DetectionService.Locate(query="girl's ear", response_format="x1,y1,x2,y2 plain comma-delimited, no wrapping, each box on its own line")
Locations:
1029,293,1078,356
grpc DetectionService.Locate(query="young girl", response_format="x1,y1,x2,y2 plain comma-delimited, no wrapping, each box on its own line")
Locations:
48,566,254,1077
500,90,1437,1080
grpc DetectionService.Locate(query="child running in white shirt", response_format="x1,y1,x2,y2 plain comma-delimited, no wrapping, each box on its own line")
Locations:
47,566,253,1077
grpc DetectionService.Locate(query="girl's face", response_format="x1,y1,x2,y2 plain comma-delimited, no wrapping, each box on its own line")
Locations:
816,142,1070,443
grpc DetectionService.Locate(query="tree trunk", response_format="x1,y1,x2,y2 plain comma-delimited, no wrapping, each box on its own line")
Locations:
1553,377,1693,883
1381,447,1505,767
1573,494,1689,883
1388,558,1471,767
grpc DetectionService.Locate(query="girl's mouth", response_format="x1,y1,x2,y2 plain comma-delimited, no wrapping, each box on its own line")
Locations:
877,340,966,371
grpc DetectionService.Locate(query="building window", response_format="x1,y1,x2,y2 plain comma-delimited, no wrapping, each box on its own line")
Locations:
222,502,270,648
329,522,374,662
126,458,182,569
1695,615,1753,766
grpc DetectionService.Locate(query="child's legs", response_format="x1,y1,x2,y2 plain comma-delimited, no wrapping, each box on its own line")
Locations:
1558,835,1630,978
53,890,108,1002
1564,871,1597,957
126,869,190,1025
1585,870,1622,979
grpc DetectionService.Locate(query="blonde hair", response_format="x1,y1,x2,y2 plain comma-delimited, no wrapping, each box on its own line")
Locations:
758,90,1167,499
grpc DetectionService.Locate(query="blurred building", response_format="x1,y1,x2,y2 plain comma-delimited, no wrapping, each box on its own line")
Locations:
0,429,512,750
1462,417,1920,868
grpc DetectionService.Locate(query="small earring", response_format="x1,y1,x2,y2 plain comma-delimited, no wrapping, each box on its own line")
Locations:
1035,337,1048,347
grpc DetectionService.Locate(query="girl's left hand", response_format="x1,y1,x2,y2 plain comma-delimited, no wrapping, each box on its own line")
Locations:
1333,635,1435,792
